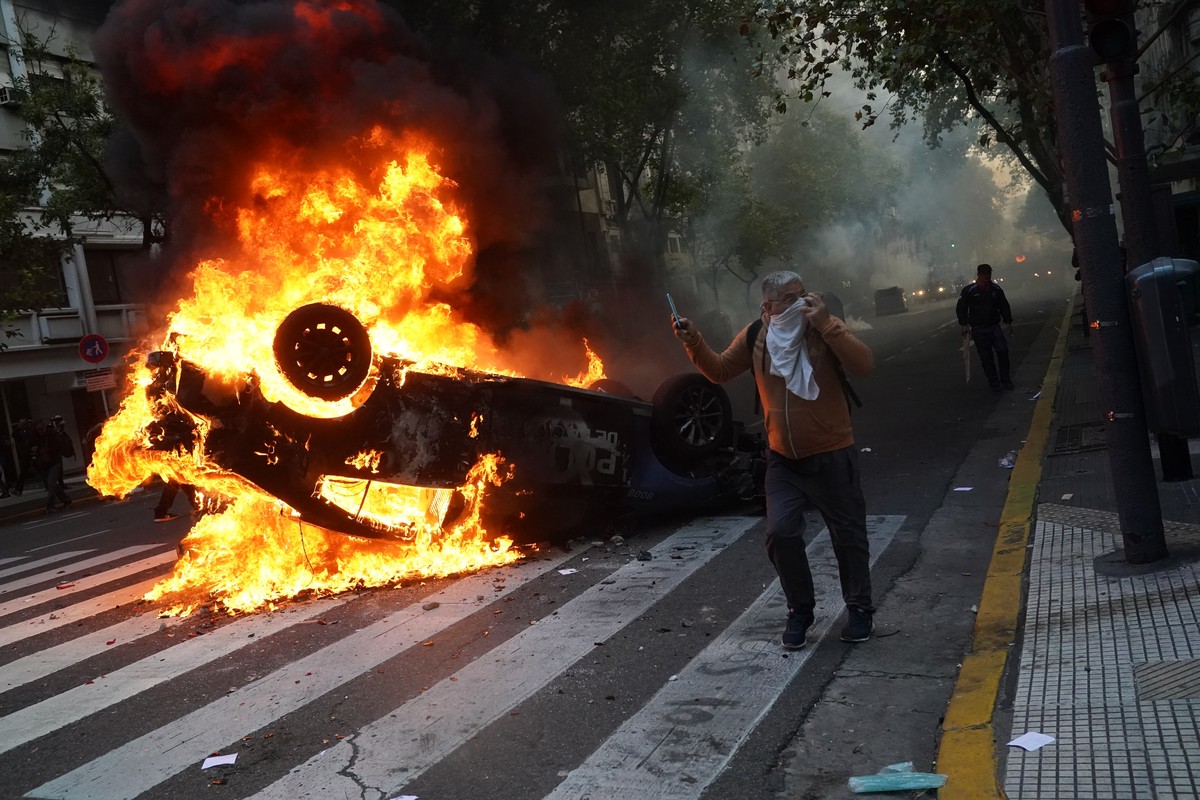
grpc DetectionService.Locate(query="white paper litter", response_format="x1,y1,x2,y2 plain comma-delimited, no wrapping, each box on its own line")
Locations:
953,486,973,492
557,568,579,575
1008,732,1055,751
1061,493,1073,500
201,753,238,769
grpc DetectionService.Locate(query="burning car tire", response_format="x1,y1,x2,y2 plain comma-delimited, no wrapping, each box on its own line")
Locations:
650,373,733,463
273,303,373,401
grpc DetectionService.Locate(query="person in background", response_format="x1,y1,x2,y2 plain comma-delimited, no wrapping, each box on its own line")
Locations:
154,479,198,523
50,415,75,490
0,429,16,498
672,270,877,649
956,263,1014,392
11,419,34,495
31,419,72,513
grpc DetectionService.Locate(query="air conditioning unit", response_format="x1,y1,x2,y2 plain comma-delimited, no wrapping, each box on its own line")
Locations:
0,86,17,107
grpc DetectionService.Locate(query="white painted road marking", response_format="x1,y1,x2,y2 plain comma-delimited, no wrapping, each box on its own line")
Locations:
0,591,358,756
247,517,758,800
0,546,167,596
29,530,113,552
0,577,164,650
545,515,904,799
27,547,577,800
0,551,175,629
0,551,94,583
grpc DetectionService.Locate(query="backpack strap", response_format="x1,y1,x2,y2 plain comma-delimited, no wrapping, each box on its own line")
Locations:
744,318,765,415
744,317,862,414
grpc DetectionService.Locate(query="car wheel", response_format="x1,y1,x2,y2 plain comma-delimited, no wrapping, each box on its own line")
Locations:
651,373,732,460
273,303,373,401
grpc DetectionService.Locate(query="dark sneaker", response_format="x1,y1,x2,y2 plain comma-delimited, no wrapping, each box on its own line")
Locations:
1001,379,1014,390
989,382,1003,393
782,613,811,650
154,512,182,523
840,608,874,643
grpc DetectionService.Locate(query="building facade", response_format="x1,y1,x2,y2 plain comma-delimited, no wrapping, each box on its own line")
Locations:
1,0,142,477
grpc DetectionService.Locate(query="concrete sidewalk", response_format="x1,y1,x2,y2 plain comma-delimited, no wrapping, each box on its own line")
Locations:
940,294,1200,799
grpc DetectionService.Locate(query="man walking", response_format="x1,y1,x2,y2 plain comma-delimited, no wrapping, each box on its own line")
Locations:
31,419,72,513
956,263,1014,392
672,270,876,649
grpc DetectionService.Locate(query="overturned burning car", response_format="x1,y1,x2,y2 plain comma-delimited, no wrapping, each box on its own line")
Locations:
144,302,762,545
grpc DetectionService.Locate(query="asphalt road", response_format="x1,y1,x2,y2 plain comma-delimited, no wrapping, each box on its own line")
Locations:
0,293,1067,800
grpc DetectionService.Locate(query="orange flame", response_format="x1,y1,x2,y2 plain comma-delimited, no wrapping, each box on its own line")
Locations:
89,128,601,615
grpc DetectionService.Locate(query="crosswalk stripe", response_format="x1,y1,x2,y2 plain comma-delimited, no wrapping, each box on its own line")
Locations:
0,551,175,628
0,591,357,756
0,557,29,567
246,516,758,800
544,515,904,800
0,546,168,597
0,551,94,583
0,577,164,650
26,546,579,800
0,588,189,693
30,530,114,552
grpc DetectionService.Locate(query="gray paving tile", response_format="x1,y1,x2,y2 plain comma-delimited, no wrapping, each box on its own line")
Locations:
1003,507,1200,798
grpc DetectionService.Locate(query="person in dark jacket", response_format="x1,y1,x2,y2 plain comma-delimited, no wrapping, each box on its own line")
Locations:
31,419,72,513
956,263,1014,392
11,419,34,495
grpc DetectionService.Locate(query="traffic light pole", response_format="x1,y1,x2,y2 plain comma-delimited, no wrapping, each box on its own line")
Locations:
1045,0,1168,563
1102,49,1195,482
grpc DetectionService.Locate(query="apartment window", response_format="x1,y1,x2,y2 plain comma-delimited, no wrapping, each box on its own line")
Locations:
84,249,129,304
667,236,682,255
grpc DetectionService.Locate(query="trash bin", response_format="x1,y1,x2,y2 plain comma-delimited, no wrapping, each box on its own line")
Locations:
1126,257,1200,436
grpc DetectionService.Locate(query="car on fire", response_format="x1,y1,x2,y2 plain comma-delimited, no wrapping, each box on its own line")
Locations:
144,303,762,544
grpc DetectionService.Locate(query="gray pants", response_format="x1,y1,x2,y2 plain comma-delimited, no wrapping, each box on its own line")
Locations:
764,446,873,621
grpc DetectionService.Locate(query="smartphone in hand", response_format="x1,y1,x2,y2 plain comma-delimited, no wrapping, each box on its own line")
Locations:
667,293,681,328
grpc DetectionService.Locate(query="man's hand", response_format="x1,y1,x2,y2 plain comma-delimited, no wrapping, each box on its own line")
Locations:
1004,322,1013,338
673,316,701,347
798,292,830,326
960,324,970,337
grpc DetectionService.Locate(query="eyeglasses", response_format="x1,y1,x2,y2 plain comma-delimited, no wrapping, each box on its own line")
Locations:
761,293,799,313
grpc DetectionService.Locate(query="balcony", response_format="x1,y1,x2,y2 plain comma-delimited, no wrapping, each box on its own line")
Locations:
1,304,149,350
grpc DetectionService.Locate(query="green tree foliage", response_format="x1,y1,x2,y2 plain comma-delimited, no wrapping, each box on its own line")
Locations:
395,0,777,282
685,105,904,297
741,0,1071,231
0,25,161,317
741,1,1200,238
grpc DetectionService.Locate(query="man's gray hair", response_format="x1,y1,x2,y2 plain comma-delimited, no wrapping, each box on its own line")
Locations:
761,270,804,299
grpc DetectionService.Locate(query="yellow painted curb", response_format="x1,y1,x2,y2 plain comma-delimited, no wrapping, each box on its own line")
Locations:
935,300,1076,799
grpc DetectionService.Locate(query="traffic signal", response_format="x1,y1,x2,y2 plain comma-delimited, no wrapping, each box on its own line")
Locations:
1083,0,1138,64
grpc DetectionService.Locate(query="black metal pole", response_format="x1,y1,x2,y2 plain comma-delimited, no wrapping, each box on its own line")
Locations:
1045,0,1168,563
1102,35,1195,482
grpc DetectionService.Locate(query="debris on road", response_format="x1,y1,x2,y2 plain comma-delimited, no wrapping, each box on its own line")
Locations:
1008,731,1055,751
201,753,238,769
847,761,947,793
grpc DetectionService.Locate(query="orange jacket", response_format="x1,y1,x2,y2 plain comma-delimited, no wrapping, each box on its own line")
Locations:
685,313,874,459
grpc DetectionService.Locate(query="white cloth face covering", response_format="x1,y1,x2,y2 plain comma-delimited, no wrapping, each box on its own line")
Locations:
766,298,819,400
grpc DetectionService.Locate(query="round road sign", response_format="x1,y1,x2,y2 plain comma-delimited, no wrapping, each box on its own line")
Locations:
79,333,110,364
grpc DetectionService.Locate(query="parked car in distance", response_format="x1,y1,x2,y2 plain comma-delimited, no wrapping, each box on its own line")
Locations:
874,286,908,316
